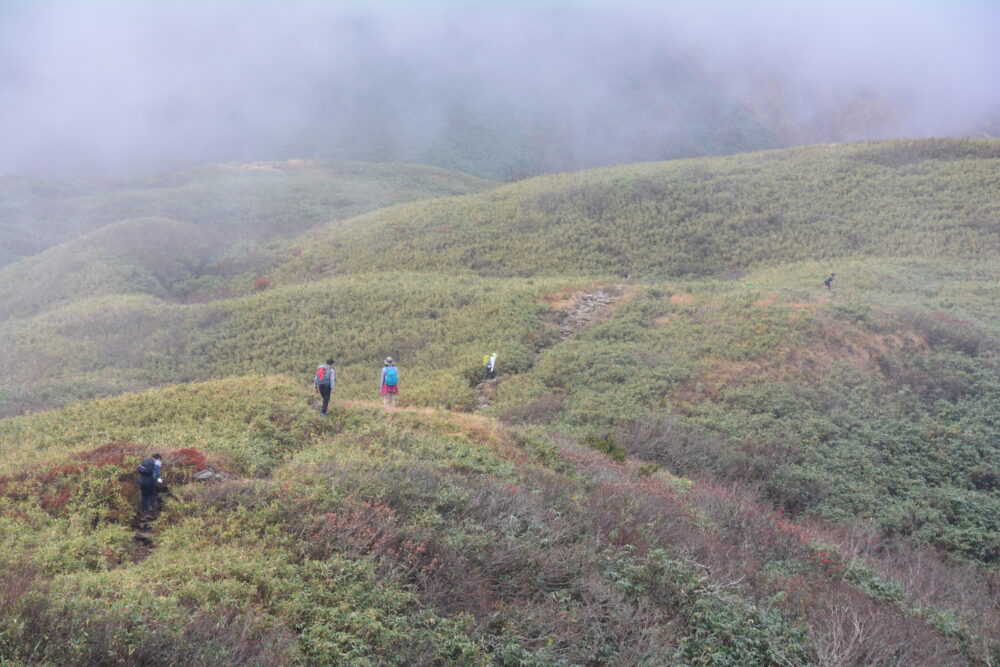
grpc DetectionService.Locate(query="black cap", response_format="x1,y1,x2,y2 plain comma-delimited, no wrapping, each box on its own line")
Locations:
326,358,334,365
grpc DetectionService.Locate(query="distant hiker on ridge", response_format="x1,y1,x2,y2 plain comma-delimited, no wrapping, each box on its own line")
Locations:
314,358,335,416
824,273,836,291
482,351,498,382
137,453,162,518
380,357,399,408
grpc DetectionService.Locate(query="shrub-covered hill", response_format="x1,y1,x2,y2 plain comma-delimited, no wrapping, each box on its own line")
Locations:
6,139,996,320
0,273,569,416
1,139,999,580
493,258,1000,566
3,256,999,570
0,217,227,321
1,377,996,665
274,139,1000,282
0,160,496,270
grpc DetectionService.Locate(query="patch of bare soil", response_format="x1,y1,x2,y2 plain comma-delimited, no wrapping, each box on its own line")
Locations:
558,285,627,340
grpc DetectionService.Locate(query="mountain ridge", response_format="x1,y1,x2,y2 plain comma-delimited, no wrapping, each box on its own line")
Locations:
1,139,999,663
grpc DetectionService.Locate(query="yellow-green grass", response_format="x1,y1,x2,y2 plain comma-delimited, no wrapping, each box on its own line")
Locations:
0,379,498,663
2,140,1000,571
274,139,1000,282
4,255,999,565
0,159,496,272
0,376,326,476
7,139,996,321
0,217,226,321
493,257,1000,564
5,139,997,322
0,273,575,417
3,377,991,664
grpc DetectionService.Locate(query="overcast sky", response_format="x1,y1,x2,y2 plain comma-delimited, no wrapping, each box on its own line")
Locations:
1,1,998,178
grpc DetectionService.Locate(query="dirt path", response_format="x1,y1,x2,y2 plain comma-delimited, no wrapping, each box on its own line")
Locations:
131,503,160,554
472,285,628,411
558,285,627,340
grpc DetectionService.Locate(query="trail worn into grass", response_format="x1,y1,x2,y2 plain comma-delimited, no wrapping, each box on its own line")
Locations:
558,285,627,340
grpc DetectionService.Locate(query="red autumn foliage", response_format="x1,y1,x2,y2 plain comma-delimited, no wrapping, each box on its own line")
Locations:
38,485,73,513
0,442,211,519
252,278,270,292
77,442,147,467
543,442,971,663
164,448,207,469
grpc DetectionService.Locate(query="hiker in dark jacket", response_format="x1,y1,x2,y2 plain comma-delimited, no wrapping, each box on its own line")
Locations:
137,454,162,517
314,358,335,416
380,357,399,408
824,273,836,290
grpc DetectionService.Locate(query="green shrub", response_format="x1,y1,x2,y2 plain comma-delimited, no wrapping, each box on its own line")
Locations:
585,432,627,463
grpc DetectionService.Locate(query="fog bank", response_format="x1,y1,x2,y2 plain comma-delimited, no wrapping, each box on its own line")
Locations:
1,1,997,178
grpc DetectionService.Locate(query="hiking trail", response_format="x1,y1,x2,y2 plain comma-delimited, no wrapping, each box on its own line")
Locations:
558,285,626,340
129,468,237,554
473,285,627,411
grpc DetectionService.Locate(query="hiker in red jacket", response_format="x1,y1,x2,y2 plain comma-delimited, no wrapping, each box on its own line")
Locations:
314,358,335,416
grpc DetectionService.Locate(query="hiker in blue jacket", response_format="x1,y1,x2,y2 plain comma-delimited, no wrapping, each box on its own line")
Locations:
137,454,162,517
314,358,335,416
380,357,399,408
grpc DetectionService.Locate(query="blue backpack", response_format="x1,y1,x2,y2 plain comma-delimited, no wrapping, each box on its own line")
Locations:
137,459,155,476
384,366,398,386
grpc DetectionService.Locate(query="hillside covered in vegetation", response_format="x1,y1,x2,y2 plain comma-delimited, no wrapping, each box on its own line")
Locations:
0,160,494,272
1,139,999,664
275,139,1000,281
2,378,997,664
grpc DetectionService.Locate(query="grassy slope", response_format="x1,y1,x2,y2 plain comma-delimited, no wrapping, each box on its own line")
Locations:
0,273,568,415
274,139,1000,281
0,160,498,316
495,258,1000,564
1,378,994,664
2,141,998,567
3,258,999,568
2,139,1000,662
0,217,227,321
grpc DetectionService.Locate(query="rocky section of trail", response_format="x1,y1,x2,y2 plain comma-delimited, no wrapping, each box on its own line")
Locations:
193,467,239,483
131,491,166,549
474,286,627,412
130,466,238,551
474,377,502,410
559,286,626,340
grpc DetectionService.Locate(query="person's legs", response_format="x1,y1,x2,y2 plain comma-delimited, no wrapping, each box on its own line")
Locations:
319,384,331,415
140,479,156,515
